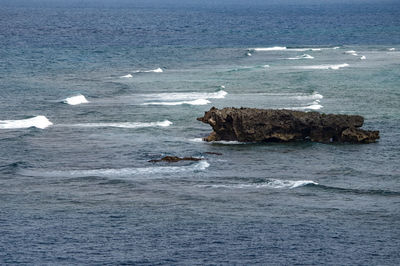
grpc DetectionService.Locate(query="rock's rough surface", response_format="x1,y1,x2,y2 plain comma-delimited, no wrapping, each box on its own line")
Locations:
197,107,379,143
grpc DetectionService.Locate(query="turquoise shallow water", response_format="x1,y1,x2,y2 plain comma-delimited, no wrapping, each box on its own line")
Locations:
1,2,400,264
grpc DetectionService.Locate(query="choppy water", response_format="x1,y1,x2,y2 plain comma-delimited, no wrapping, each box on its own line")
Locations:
1,1,400,264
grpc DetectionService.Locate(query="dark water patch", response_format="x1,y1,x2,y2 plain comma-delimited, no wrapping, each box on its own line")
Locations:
310,184,400,197
0,161,31,175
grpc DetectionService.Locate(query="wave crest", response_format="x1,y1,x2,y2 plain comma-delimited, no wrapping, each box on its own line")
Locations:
63,94,89,105
200,179,318,189
142,99,210,106
20,161,209,178
296,63,349,70
0,116,53,129
61,120,172,129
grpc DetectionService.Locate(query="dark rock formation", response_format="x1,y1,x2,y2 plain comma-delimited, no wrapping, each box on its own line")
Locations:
205,152,223,156
197,107,379,143
149,156,202,163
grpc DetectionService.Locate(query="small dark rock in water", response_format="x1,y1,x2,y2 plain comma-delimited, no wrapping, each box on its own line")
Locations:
149,156,202,163
205,152,223,155
197,107,379,143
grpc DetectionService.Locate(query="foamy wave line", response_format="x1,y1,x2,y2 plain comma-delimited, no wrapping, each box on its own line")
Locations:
20,161,209,178
287,54,314,60
0,116,53,129
143,90,227,101
290,100,323,110
142,99,210,106
61,120,172,128
252,47,335,52
345,50,358,56
63,94,89,105
295,92,323,100
120,68,163,78
134,67,163,73
188,138,251,145
295,63,349,70
200,179,318,189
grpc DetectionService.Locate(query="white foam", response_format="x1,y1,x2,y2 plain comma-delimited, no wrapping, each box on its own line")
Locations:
360,56,366,60
21,161,209,178
254,46,287,51
134,67,163,73
289,48,321,52
142,99,211,106
63,94,89,105
143,90,228,101
295,92,323,100
388,48,396,51
120,74,133,78
345,50,358,56
0,116,53,129
333,46,340,49
296,63,349,70
263,65,270,68
246,52,252,56
287,54,314,60
201,179,318,189
63,120,172,129
253,47,338,52
188,138,205,143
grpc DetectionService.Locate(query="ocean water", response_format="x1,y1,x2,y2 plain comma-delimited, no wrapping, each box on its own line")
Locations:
1,1,400,264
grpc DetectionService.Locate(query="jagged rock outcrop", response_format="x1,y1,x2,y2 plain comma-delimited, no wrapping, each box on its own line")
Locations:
197,107,379,143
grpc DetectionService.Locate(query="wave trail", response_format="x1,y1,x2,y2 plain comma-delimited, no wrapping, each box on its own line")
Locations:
290,100,323,110
142,99,210,106
62,120,172,128
295,63,349,70
20,161,209,178
134,67,163,73
0,116,53,129
200,179,318,189
253,46,287,51
144,90,228,101
295,92,323,100
63,94,89,105
253,47,332,52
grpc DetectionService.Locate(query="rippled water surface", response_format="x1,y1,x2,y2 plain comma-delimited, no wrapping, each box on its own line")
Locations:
1,1,400,264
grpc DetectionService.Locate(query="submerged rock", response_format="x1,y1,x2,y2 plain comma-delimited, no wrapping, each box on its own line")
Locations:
197,107,379,143
149,156,202,163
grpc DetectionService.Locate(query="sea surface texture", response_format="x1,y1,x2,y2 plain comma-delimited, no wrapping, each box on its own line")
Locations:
1,0,400,264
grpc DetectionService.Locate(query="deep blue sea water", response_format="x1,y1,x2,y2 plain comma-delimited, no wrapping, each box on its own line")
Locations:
1,1,400,264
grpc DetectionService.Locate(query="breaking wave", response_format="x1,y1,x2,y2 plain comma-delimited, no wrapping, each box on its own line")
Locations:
134,67,163,73
60,120,172,128
20,161,209,178
142,99,211,106
295,63,349,70
200,179,318,189
252,47,336,52
143,90,227,101
120,68,163,78
0,116,53,129
291,100,323,110
295,92,323,100
63,94,89,105
345,50,358,56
